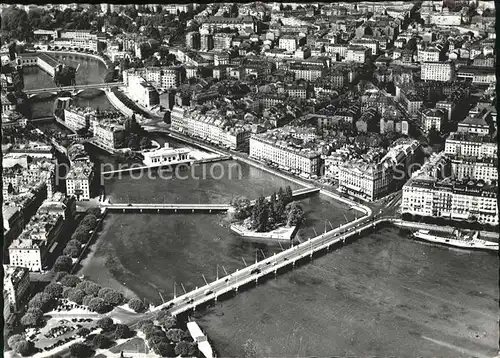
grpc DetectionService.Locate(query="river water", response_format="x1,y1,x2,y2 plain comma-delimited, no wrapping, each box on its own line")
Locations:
24,52,113,118
27,54,499,358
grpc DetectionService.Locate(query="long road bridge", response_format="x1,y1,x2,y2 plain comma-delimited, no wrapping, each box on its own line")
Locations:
152,203,381,316
24,82,123,97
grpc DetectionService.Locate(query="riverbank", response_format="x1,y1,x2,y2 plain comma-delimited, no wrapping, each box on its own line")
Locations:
230,223,297,241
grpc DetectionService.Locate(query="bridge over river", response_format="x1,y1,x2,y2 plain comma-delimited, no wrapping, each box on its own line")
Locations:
24,82,123,97
100,188,320,214
152,203,381,317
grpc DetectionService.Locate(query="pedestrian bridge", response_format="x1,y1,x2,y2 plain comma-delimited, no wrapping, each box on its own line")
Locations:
102,203,232,213
25,82,123,98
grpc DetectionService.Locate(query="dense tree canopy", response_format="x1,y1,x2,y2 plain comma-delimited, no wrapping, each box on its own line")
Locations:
53,255,73,272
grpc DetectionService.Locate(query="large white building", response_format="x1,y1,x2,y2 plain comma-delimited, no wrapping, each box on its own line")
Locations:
63,107,89,132
123,67,181,91
9,211,65,272
338,139,421,201
279,36,298,52
249,131,321,177
421,62,455,82
345,46,370,63
171,108,251,151
66,160,94,200
421,108,446,133
445,133,497,158
402,177,498,226
3,266,30,311
142,143,191,166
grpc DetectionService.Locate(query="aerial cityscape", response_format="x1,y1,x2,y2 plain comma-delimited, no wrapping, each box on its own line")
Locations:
1,1,498,357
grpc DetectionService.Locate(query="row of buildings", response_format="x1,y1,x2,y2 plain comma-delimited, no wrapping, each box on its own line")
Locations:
401,107,498,226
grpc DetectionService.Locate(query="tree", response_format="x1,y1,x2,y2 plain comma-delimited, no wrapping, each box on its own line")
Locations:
128,298,145,312
286,202,305,226
165,328,187,343
243,339,261,358
143,325,163,337
68,289,86,304
8,334,25,349
72,226,91,243
68,239,83,248
98,287,115,299
81,214,98,228
76,327,90,337
28,292,53,312
44,282,64,299
20,312,43,327
158,315,177,330
113,324,131,339
139,137,151,149
53,255,73,272
14,340,34,356
69,343,92,358
92,334,111,349
88,297,109,313
104,70,116,83
127,134,140,150
154,342,175,357
104,290,124,306
137,319,154,331
80,281,101,296
60,274,81,287
284,186,293,206
82,295,94,306
97,317,115,332
175,341,197,357
63,245,81,258
86,208,101,217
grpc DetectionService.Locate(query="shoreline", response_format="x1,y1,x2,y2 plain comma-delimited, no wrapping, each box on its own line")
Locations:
230,223,297,241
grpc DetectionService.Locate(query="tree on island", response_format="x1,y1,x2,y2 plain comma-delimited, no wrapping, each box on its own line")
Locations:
8,334,25,350
97,317,115,332
54,65,76,87
113,324,131,339
286,202,305,226
60,274,81,287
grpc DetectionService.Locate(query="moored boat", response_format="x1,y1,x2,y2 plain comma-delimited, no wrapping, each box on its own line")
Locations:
412,229,498,252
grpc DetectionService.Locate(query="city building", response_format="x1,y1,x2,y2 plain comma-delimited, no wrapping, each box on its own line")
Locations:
421,62,456,82
66,160,95,200
402,176,498,226
142,143,192,166
249,128,321,177
421,108,446,133
9,210,66,272
3,266,30,311
345,46,371,63
338,139,422,201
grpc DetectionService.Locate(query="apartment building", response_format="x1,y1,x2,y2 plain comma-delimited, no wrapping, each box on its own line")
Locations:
417,47,440,62
249,132,321,177
9,212,65,272
289,63,325,81
66,160,94,200
450,156,498,183
279,35,298,52
92,120,126,150
64,107,90,132
350,39,379,56
445,132,497,158
421,62,455,82
185,31,201,50
3,266,30,311
123,67,181,90
345,46,371,63
421,108,446,133
402,177,498,226
338,139,421,201
200,16,257,34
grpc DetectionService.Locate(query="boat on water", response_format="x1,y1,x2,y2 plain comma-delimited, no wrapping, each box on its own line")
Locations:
186,321,215,358
412,229,498,252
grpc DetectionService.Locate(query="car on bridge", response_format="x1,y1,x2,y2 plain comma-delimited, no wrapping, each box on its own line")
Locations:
204,290,213,296
250,268,261,275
